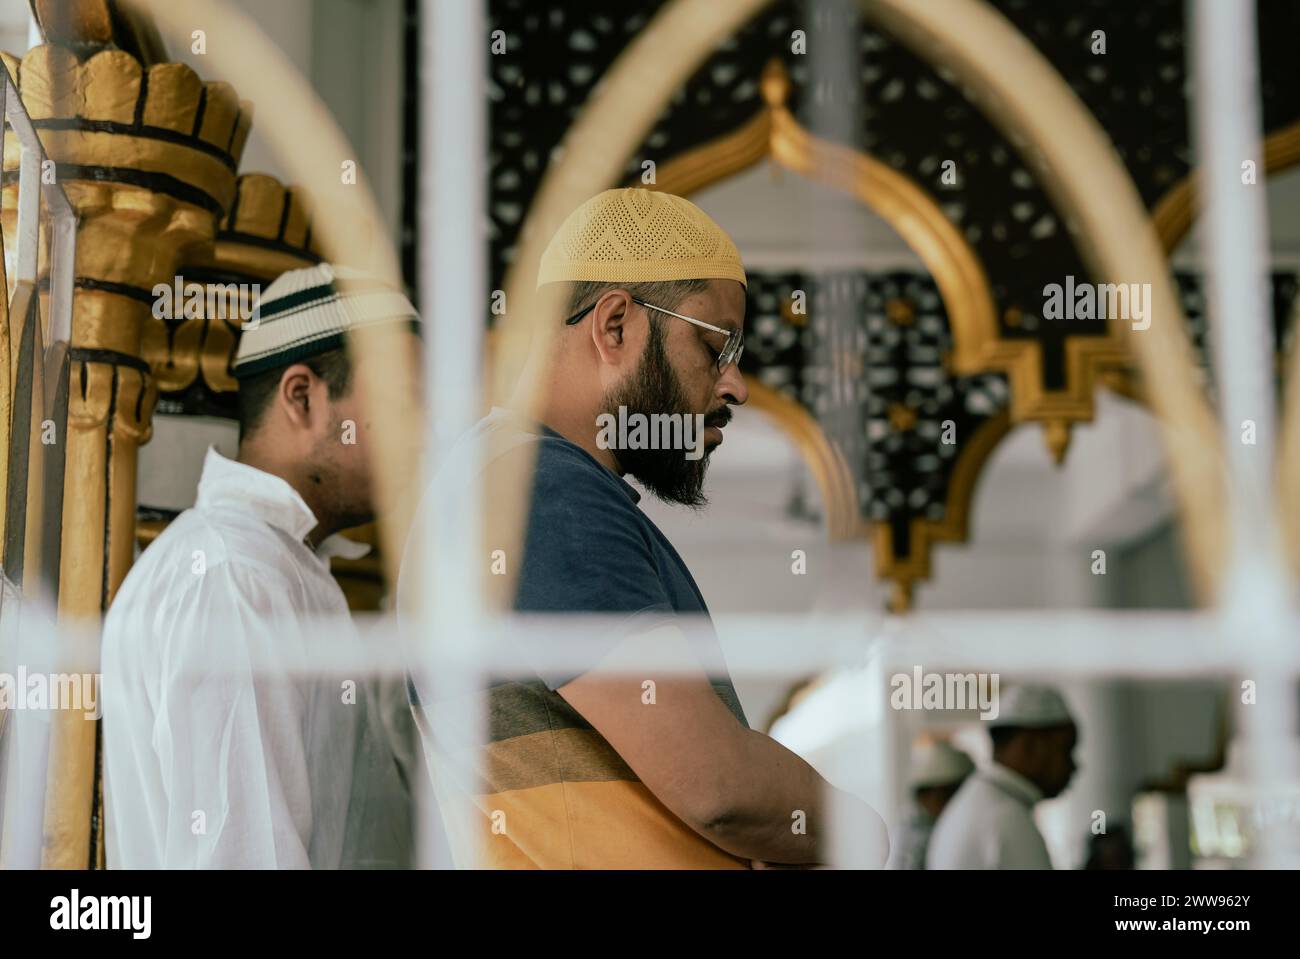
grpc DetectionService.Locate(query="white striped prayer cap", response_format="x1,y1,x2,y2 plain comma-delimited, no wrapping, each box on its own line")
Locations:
233,262,418,379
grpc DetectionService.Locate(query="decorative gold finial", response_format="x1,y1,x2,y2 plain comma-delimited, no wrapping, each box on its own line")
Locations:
760,58,791,110
1043,419,1072,464
888,580,914,614
886,296,916,326
888,403,918,432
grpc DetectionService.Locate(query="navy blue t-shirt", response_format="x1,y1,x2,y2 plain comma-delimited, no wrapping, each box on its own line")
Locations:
449,410,747,724
402,411,751,867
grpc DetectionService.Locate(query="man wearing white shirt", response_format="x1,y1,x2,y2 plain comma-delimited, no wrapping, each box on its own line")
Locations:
102,264,417,868
926,685,1078,870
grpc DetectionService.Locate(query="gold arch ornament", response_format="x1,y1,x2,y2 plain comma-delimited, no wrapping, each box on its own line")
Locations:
644,58,1007,608
860,0,1224,599
649,58,998,372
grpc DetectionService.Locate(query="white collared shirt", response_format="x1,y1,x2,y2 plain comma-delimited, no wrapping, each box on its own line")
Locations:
102,448,410,868
925,762,1053,869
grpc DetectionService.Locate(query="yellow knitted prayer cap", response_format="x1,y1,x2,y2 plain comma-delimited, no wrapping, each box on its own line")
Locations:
537,188,746,289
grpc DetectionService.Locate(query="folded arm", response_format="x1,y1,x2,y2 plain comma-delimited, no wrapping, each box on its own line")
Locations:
558,624,889,866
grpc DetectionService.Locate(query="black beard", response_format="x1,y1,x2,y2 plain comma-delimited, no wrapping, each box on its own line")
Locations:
601,320,718,508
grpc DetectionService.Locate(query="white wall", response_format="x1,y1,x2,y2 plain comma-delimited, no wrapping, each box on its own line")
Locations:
0,1,30,56
172,0,406,251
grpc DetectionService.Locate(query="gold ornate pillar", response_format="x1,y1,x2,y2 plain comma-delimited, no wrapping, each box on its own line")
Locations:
0,43,247,867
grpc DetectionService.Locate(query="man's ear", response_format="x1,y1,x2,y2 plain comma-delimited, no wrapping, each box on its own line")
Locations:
278,364,315,427
590,289,633,367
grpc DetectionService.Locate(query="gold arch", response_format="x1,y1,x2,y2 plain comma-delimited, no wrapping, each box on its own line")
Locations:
872,412,1011,613
864,0,1222,600
743,379,858,540
645,58,1007,608
650,59,998,367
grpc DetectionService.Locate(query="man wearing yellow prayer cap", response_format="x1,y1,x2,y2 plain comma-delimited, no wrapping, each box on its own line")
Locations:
401,189,889,869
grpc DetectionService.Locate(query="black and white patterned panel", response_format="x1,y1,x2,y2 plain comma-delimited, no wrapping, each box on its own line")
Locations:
488,0,669,292
743,269,1009,559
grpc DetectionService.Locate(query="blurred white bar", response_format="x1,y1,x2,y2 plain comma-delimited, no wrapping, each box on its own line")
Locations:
7,602,1300,871
1192,0,1279,559
1192,0,1300,868
0,594,61,867
13,152,39,289
0,72,75,869
4,72,42,290
802,0,879,868
2,71,76,326
20,611,1300,679
46,213,75,347
419,0,488,869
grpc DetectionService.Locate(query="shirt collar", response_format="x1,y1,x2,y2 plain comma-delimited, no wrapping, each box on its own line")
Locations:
982,762,1045,807
194,447,371,560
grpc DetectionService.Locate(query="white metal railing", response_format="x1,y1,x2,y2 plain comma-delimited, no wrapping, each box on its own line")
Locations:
0,64,77,868
4,604,1300,866
417,0,488,870
0,64,76,602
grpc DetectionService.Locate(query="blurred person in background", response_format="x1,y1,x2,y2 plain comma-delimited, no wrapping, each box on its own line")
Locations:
1084,825,1135,870
927,685,1078,869
889,740,974,869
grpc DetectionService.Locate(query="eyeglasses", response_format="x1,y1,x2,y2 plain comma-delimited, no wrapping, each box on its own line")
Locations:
563,296,745,373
